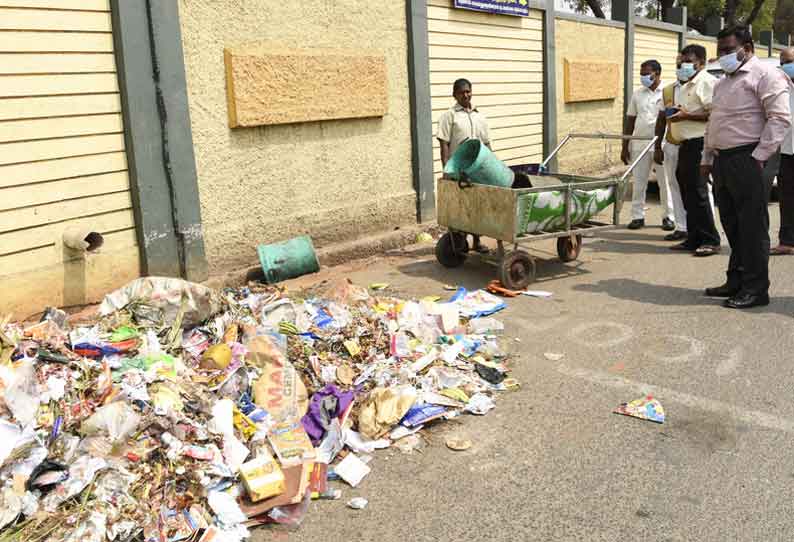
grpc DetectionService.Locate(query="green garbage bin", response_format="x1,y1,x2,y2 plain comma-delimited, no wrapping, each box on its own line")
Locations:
257,235,320,284
443,139,514,188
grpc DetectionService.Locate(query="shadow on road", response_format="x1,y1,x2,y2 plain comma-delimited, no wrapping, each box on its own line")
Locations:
396,255,592,288
587,231,682,255
573,278,794,317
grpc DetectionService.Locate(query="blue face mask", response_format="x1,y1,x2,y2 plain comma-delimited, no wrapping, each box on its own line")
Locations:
781,63,794,79
719,51,742,74
640,74,655,88
676,63,696,82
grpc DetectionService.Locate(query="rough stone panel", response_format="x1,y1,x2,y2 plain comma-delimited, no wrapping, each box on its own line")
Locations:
563,58,620,103
555,18,625,174
224,46,388,127
179,0,415,273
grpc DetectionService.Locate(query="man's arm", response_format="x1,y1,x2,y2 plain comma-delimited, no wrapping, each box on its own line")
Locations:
653,111,666,164
621,116,636,164
439,140,451,166
669,110,709,122
753,73,792,163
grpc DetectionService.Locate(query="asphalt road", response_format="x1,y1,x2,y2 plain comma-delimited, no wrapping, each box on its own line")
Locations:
257,202,794,542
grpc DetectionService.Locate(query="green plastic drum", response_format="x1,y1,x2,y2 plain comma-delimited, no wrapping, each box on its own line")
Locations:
257,235,320,284
443,139,514,188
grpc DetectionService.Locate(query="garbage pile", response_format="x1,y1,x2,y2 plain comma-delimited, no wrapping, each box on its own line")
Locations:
0,276,516,541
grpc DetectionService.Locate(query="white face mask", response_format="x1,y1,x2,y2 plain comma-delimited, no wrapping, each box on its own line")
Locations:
676,63,696,82
719,51,742,74
640,74,655,88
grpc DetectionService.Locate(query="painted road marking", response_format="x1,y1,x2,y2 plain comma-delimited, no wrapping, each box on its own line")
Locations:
513,317,743,376
556,364,794,434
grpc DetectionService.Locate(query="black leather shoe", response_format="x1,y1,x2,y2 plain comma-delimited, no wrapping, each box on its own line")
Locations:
627,219,645,230
670,241,696,251
664,231,687,241
661,218,675,231
705,284,739,298
724,293,770,309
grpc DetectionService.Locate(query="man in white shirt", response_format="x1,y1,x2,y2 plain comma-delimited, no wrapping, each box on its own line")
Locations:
621,60,674,230
772,47,794,255
654,55,687,242
437,78,492,253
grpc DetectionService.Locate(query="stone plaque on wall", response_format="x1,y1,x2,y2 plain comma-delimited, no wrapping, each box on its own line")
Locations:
563,59,619,103
224,45,388,128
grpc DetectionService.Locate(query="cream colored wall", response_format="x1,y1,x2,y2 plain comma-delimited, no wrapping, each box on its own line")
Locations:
555,18,625,174
179,1,416,274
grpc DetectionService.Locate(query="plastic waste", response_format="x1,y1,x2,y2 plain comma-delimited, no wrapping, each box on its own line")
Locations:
99,276,220,327
468,317,504,335
347,497,369,509
80,402,141,443
334,453,371,487
465,393,496,415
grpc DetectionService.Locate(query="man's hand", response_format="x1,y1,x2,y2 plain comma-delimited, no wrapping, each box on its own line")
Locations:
621,146,630,165
669,108,689,123
700,164,712,182
653,148,664,165
756,159,766,174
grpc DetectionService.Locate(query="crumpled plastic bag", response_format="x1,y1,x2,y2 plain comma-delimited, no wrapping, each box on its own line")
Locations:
80,402,141,444
465,393,496,415
43,455,107,512
2,359,39,427
63,510,107,542
0,486,23,530
98,276,220,327
249,335,308,421
357,386,417,439
208,490,248,527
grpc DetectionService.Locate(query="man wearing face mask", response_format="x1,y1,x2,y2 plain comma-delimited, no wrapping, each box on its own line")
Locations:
621,60,672,231
771,47,794,256
702,26,791,309
654,54,688,242
665,44,721,257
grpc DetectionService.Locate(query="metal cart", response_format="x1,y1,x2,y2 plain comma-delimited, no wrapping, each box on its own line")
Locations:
435,133,657,289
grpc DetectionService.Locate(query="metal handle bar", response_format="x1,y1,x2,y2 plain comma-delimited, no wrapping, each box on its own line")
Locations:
540,132,658,182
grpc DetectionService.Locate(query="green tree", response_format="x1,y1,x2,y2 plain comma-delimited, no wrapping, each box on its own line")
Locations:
567,0,772,32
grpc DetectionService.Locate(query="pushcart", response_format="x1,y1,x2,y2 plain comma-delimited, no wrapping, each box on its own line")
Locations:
435,133,657,289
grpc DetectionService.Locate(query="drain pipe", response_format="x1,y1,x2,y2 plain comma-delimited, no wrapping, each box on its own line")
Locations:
62,227,104,254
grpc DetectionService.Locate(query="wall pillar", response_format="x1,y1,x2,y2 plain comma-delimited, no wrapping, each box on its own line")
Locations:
111,0,208,281
542,0,558,169
612,0,635,116
406,0,436,223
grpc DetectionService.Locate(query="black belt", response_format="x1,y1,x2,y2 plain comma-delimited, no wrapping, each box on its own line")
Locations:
717,142,758,156
680,137,704,145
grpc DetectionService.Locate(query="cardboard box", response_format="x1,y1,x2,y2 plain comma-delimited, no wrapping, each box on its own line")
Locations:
239,453,286,502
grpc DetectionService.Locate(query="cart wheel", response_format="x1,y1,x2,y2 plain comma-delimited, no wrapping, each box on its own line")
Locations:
435,232,469,268
557,235,583,262
500,250,536,290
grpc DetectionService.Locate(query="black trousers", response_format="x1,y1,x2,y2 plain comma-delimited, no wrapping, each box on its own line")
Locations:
676,138,721,248
713,145,772,296
778,154,794,246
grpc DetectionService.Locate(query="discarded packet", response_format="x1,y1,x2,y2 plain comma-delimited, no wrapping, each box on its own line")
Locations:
613,395,665,424
401,404,447,428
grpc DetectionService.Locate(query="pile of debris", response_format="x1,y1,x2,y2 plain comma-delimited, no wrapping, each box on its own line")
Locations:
0,276,516,541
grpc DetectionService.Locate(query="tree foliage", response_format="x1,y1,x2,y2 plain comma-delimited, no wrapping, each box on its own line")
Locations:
565,0,774,35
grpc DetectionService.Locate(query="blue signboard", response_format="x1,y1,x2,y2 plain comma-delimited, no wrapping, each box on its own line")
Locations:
453,0,530,17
